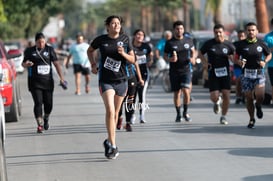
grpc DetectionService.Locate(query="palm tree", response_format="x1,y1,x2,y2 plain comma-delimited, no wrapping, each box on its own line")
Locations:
205,0,222,25
255,0,269,33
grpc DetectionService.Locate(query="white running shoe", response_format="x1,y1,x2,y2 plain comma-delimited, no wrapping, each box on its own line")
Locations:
213,96,222,114
220,116,228,125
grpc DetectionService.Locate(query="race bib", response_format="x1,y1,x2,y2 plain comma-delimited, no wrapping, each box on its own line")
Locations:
104,57,121,72
214,67,228,77
37,65,50,75
136,55,147,64
244,68,264,79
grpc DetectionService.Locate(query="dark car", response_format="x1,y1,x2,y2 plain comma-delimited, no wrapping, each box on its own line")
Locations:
190,31,214,85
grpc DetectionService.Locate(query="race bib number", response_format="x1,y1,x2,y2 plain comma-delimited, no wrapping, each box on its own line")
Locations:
136,55,147,64
104,57,121,72
37,65,50,75
214,67,228,77
244,68,264,79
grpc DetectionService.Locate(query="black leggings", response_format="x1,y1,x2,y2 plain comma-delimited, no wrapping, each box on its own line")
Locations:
30,89,53,118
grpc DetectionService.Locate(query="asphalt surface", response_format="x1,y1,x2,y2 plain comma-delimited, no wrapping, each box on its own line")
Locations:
4,68,273,181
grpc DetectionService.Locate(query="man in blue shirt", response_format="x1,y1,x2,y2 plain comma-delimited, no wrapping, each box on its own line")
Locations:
66,33,91,95
264,18,273,104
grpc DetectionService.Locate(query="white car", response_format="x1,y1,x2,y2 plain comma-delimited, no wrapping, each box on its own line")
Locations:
5,42,25,73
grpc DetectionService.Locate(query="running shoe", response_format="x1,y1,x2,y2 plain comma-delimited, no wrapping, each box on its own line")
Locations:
43,117,49,130
85,85,90,94
116,117,123,130
75,91,81,96
235,98,241,104
247,118,256,129
140,115,146,123
175,115,182,122
103,139,111,157
213,97,222,114
130,114,136,124
106,147,119,159
124,123,132,132
140,120,146,123
220,116,228,125
37,126,43,133
255,103,263,119
183,113,192,122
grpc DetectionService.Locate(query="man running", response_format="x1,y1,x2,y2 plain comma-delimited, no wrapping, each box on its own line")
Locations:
164,20,196,122
235,22,272,128
199,24,235,125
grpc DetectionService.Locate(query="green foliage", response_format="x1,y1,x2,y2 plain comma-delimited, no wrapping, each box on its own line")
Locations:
0,0,190,40
0,0,7,23
0,0,83,40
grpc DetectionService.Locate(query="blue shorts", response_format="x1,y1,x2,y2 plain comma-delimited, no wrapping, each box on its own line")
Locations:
241,76,265,92
99,80,128,97
234,67,243,79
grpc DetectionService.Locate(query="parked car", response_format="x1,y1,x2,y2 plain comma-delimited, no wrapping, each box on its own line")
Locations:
4,41,25,73
0,40,22,122
0,93,8,181
0,59,8,181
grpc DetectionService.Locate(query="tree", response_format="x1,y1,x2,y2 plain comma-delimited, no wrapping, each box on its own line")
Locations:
0,0,6,22
255,0,269,33
205,0,222,25
1,0,82,40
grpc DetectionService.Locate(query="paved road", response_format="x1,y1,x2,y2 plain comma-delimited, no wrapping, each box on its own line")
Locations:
4,69,273,181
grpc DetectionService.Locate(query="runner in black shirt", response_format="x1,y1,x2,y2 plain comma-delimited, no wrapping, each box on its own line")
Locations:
22,32,66,133
164,20,196,123
200,24,235,125
233,30,246,104
235,22,272,128
133,29,153,123
87,15,135,159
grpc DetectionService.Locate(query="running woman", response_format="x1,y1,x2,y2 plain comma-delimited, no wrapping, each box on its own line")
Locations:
116,62,144,131
235,22,271,128
132,29,153,123
164,20,196,123
199,24,235,125
87,15,135,159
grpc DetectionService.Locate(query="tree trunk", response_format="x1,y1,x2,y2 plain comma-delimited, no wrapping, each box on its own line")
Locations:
255,0,269,33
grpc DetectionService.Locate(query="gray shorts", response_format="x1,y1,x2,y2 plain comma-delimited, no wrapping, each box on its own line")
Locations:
99,80,128,97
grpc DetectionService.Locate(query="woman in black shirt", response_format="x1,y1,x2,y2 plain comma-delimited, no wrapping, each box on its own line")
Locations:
22,32,66,133
87,15,135,159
